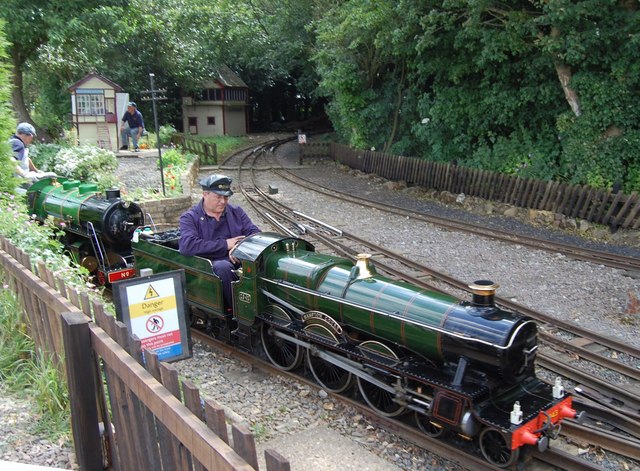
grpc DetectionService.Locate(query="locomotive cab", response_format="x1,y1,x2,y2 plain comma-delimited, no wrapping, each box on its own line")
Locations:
230,232,315,326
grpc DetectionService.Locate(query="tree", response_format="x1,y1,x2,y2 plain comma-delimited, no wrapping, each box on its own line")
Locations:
313,0,413,152
313,0,640,191
0,20,20,192
0,1,126,137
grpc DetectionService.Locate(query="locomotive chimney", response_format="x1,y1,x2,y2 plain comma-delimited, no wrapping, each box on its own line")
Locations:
355,253,375,279
105,188,121,199
468,280,499,307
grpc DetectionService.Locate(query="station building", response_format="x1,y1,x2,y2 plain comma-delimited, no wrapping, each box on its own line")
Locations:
68,73,130,151
181,65,249,137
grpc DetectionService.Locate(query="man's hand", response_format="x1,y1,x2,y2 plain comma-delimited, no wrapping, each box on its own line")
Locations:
226,235,245,251
228,235,245,265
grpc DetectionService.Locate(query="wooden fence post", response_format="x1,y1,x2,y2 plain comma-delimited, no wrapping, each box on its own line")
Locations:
60,311,104,471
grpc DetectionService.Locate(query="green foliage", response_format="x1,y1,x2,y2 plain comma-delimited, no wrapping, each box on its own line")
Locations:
31,143,123,191
158,148,187,170
0,283,70,438
26,350,69,433
163,165,183,196
0,20,14,136
29,143,63,170
199,135,250,156
0,193,92,293
156,148,197,196
159,124,178,146
49,146,118,183
0,21,19,193
0,282,32,381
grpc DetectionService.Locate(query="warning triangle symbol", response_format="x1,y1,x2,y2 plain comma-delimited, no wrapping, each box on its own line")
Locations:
144,285,160,299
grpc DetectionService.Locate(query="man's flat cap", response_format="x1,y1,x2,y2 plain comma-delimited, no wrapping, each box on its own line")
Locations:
17,122,36,136
128,101,137,107
200,174,233,196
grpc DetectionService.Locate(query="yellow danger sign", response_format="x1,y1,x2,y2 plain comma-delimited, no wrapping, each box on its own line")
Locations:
129,296,177,318
145,285,160,299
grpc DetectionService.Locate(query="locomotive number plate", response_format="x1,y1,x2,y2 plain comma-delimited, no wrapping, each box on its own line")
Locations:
107,268,137,283
239,292,252,303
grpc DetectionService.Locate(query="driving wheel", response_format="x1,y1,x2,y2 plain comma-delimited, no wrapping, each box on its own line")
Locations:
356,341,405,417
305,323,353,393
261,305,302,371
415,412,445,438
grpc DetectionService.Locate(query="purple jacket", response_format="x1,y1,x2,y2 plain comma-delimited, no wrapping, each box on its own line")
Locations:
179,199,260,260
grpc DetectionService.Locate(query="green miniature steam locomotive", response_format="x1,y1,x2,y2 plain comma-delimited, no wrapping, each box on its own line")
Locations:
133,230,581,467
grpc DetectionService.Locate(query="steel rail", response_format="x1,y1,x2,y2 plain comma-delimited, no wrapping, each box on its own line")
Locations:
274,168,640,272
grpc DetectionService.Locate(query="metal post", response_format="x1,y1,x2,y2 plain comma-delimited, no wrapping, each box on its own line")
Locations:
143,73,167,196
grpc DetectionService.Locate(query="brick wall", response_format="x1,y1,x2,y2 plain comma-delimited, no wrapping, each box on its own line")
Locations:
138,196,192,228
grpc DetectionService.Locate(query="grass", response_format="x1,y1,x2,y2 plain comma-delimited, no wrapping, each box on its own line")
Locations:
198,135,252,156
0,278,71,439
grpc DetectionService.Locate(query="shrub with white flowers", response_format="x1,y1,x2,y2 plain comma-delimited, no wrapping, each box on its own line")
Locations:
52,146,118,182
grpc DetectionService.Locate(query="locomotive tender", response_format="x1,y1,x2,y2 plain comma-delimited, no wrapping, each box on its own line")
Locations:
24,176,144,285
133,230,581,467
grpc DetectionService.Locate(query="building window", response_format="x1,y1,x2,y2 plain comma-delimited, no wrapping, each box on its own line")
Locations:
198,88,223,101
225,88,247,102
76,89,105,116
207,116,215,125
195,87,246,102
188,117,197,126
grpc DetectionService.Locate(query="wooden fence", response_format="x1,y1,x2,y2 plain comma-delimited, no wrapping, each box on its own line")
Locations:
173,134,219,165
329,143,640,230
0,237,290,471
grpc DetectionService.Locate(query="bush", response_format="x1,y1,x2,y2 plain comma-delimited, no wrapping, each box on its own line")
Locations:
51,146,118,182
163,165,183,196
158,148,187,170
159,124,177,146
29,143,63,171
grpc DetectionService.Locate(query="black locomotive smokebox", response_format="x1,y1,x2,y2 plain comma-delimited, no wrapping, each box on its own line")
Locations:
105,188,121,199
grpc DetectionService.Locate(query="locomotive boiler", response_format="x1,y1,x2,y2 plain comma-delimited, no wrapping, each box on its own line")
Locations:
25,176,144,285
133,230,581,467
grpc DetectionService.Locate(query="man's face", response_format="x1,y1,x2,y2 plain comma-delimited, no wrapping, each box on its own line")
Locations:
203,191,229,215
23,134,34,145
127,106,135,114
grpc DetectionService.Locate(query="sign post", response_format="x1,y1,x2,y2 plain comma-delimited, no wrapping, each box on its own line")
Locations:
113,270,191,362
141,73,168,195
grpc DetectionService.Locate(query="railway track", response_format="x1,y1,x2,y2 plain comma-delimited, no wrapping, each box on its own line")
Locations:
273,168,640,273
191,329,609,471
196,143,639,469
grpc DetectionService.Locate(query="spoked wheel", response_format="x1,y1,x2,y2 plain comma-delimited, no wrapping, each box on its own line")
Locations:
305,324,353,393
356,341,406,417
479,427,519,468
80,256,98,274
261,305,303,371
415,412,445,438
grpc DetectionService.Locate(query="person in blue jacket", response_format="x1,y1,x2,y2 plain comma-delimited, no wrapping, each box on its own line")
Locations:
9,122,56,182
119,101,145,151
179,174,260,311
